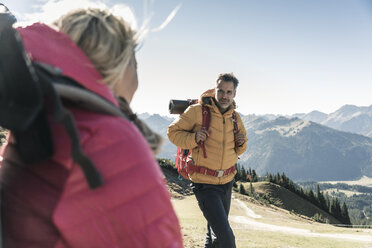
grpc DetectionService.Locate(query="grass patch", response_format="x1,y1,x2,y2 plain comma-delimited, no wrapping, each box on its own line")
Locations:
172,194,372,248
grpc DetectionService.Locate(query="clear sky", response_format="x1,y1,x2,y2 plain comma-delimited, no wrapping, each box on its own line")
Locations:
3,0,372,116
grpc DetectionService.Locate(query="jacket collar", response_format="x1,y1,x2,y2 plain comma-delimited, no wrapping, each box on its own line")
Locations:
199,88,236,115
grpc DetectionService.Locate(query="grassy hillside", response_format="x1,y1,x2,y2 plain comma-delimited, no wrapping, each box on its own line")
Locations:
173,194,372,248
243,181,341,224
160,163,372,247
298,179,372,226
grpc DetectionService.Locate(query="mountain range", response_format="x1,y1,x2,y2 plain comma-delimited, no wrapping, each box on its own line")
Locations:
282,104,372,138
139,104,372,181
241,116,372,181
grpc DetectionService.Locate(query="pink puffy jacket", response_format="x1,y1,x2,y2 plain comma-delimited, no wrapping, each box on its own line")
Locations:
0,24,183,248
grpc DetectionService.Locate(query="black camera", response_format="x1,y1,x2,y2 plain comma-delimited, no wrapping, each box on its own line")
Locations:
168,99,198,114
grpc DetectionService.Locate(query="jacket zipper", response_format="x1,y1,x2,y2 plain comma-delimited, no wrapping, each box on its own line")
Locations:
221,116,225,171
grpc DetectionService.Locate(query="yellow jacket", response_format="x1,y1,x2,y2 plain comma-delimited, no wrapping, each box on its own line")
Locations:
167,89,247,184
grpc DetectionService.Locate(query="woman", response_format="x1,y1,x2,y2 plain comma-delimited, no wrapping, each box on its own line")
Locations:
0,8,182,248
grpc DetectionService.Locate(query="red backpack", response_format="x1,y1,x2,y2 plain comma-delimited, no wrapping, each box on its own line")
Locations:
174,103,239,180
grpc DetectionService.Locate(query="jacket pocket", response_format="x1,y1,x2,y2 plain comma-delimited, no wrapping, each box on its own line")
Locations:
192,146,200,164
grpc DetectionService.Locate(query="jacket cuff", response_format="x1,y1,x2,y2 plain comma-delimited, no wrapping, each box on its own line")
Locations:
236,142,247,156
190,132,199,149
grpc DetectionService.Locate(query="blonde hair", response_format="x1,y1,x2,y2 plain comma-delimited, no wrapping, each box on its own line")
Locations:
54,8,137,88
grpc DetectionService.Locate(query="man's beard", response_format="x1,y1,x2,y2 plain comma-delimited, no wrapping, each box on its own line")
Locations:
219,99,230,107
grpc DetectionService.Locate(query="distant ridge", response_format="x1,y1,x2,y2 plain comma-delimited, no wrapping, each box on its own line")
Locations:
140,104,372,182
319,104,372,137
248,104,372,138
240,116,372,181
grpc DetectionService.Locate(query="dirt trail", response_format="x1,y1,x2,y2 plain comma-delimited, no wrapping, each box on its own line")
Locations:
231,197,372,243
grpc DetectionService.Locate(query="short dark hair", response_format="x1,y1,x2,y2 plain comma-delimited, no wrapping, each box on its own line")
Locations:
216,73,239,89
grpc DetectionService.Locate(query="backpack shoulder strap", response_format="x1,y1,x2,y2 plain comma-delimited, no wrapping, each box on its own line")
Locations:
34,63,132,189
36,62,127,119
232,111,239,133
0,20,128,189
232,111,240,148
199,105,211,158
35,65,104,189
202,105,211,130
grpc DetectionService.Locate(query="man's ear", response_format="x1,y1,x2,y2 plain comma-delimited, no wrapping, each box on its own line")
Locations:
233,89,236,98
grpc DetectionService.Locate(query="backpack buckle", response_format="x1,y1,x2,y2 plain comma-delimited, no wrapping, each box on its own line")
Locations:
214,170,225,178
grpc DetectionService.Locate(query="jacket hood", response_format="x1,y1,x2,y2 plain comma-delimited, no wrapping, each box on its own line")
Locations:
199,88,236,111
200,88,216,101
17,23,118,107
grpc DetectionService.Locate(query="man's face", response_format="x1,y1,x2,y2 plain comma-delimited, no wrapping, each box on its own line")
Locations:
215,80,236,111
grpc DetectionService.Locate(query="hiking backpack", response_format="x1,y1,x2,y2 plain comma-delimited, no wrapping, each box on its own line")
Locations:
0,10,128,189
169,99,239,180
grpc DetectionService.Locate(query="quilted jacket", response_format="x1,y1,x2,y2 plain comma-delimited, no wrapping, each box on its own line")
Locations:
0,23,183,248
167,89,247,184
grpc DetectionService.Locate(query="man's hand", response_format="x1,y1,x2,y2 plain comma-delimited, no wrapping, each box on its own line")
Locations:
235,132,245,146
195,128,209,143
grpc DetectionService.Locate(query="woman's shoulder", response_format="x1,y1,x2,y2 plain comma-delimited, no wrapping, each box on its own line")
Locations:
52,110,182,247
74,109,148,151
70,108,164,185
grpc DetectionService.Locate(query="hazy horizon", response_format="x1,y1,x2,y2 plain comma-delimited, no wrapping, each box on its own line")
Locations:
139,103,372,117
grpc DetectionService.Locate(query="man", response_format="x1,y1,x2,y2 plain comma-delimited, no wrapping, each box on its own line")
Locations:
168,73,247,247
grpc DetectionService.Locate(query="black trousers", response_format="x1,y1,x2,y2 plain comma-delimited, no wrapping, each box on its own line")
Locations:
192,181,236,248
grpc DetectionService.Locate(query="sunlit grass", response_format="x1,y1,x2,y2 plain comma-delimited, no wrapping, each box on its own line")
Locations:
172,193,372,248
